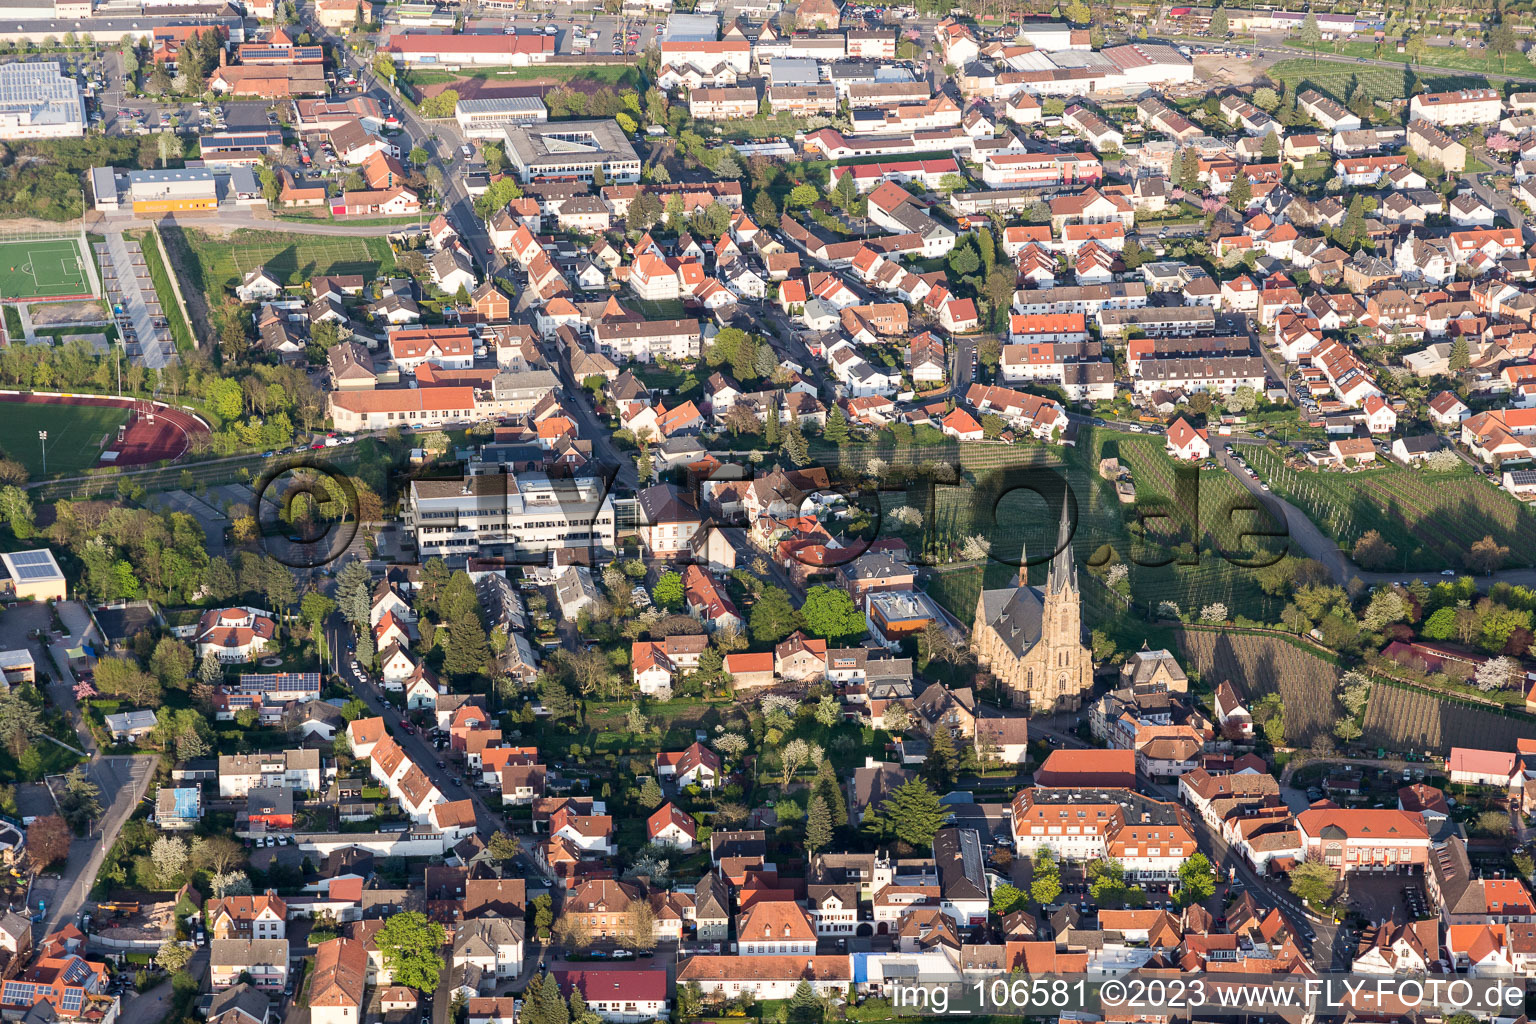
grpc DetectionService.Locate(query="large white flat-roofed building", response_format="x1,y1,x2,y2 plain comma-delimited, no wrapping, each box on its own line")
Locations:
502,119,641,184
455,96,547,139
1409,88,1502,126
0,61,84,139
383,31,554,66
0,548,65,601
404,470,617,562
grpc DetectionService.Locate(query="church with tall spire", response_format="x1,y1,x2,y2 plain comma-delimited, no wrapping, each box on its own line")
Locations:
970,494,1093,712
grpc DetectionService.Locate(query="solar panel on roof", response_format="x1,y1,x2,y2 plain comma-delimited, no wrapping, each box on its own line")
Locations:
6,550,61,581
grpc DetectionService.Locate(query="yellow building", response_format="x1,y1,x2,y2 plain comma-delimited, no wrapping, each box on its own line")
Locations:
128,168,219,214
0,549,65,601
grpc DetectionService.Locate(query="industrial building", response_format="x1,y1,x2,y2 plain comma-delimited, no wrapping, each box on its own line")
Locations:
91,165,261,213
454,96,547,139
0,61,84,139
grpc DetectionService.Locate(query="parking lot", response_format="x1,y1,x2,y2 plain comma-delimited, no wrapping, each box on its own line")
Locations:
1345,872,1432,925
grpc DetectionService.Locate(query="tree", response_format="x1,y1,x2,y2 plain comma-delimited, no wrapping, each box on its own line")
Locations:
628,900,657,951
25,815,70,871
948,243,980,278
210,871,252,899
533,894,554,938
1253,693,1284,748
1341,194,1367,249
150,835,189,888
1475,809,1513,837
58,766,101,832
800,585,865,644
750,586,802,644
753,189,778,226
1177,853,1215,906
991,882,1026,916
822,404,849,443
1339,671,1372,717
1210,5,1229,35
191,835,245,876
652,571,684,610
787,980,823,1024
783,415,810,467
1064,0,1089,23
638,776,665,809
94,656,161,707
1030,867,1062,906
788,184,818,209
1262,130,1281,160
487,831,521,861
1177,147,1201,192
1119,236,1146,271
374,912,447,992
924,726,959,789
1468,535,1510,574
154,939,193,973
677,983,705,1021
865,778,946,849
443,610,490,679
626,190,664,231
1449,337,1471,372
813,693,840,728
0,693,41,757
1476,655,1517,692
778,737,812,787
420,86,459,120
1353,530,1397,571
1492,21,1518,71
881,702,913,734
1289,859,1338,909
833,171,859,212
805,795,833,854
1228,172,1252,210
1297,11,1322,53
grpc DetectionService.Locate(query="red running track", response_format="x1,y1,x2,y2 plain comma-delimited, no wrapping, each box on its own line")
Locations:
0,391,210,467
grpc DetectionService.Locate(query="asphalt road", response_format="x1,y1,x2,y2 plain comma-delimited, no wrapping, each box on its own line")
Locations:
33,755,157,941
322,611,551,885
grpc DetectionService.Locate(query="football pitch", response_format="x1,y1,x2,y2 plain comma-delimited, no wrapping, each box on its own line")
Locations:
0,239,91,300
0,400,129,476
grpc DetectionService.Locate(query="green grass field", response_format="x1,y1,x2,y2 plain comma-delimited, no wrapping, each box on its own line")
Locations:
0,238,90,300
0,400,130,476
179,229,397,296
1245,444,1536,571
1266,58,1486,102
407,64,639,90
876,429,1291,631
1291,38,1536,78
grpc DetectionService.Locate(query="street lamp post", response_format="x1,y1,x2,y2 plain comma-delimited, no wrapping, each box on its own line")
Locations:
38,431,46,475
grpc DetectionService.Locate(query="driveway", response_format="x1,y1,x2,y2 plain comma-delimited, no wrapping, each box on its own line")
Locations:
33,755,157,940
0,602,94,753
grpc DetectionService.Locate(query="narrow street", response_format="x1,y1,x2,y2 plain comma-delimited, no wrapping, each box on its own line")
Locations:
322,611,551,886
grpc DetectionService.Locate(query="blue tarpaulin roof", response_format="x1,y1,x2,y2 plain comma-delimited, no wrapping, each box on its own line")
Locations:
171,788,199,818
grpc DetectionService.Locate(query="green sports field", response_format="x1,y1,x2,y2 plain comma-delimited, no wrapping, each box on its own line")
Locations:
0,400,130,476
0,239,91,300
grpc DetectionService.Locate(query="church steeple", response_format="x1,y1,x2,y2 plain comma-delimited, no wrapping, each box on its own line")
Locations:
1047,490,1076,595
